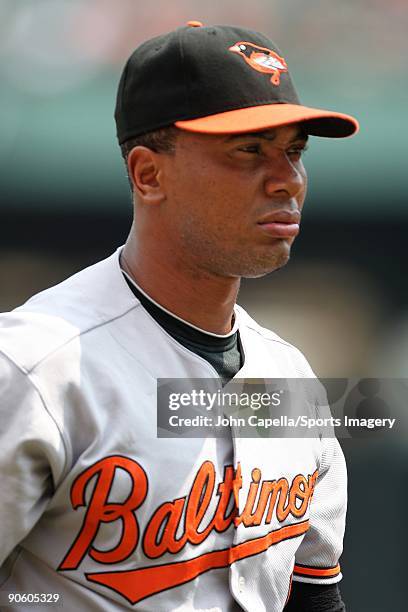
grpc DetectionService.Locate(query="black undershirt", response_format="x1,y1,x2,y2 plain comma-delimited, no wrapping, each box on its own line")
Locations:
284,582,345,611
123,272,346,611
123,273,242,385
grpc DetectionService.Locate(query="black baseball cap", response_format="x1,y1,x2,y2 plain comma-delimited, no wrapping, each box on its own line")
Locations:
115,21,359,144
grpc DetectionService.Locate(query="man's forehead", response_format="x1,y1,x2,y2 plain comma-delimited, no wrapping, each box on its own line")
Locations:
174,124,309,150
223,125,309,142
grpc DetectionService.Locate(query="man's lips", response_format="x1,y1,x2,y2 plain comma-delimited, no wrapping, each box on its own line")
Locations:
257,210,301,238
259,222,299,237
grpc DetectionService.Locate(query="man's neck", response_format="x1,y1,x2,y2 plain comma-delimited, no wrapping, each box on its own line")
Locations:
121,239,240,335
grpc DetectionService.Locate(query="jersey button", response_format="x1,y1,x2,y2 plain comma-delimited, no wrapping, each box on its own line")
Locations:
238,576,246,593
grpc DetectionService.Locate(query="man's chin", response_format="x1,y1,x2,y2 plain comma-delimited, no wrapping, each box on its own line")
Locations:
243,260,290,279
238,250,291,279
207,242,293,279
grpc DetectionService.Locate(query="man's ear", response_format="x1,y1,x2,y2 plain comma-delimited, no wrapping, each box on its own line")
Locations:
127,146,165,204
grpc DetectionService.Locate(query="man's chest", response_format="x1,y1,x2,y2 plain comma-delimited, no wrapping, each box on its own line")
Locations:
21,428,320,606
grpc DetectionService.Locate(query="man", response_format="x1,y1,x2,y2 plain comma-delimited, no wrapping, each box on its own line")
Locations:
0,22,358,611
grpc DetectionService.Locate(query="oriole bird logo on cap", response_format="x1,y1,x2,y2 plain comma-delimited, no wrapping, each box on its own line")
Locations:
229,41,288,86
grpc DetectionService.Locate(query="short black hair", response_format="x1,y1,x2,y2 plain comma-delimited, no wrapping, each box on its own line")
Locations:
120,125,179,193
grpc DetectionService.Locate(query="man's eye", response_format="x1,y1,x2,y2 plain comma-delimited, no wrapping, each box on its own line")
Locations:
237,144,262,154
287,145,309,159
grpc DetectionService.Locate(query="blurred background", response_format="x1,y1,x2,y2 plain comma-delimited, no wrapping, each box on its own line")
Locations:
0,0,406,609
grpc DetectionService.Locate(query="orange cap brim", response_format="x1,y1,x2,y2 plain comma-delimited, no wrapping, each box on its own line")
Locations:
175,103,359,138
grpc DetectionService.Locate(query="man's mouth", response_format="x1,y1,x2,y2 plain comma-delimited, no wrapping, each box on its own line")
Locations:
258,222,299,237
257,210,301,238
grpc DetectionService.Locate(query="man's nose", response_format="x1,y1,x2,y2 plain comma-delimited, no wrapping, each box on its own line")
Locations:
263,154,306,199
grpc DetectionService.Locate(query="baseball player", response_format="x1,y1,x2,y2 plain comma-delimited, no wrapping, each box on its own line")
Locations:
0,22,358,611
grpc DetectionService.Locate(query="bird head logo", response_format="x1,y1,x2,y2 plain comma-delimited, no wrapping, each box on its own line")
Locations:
229,41,288,86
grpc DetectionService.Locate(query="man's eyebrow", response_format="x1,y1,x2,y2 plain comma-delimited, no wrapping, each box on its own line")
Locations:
224,129,309,143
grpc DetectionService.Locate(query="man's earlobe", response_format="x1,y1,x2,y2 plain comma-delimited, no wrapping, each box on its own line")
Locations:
127,146,165,204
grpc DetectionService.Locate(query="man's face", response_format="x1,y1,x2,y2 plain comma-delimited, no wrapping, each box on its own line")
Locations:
160,124,308,279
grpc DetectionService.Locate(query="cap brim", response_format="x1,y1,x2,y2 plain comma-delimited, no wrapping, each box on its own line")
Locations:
175,104,359,138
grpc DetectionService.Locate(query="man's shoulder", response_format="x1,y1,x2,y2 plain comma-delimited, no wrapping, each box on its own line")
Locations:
235,304,291,344
235,304,316,377
0,248,136,372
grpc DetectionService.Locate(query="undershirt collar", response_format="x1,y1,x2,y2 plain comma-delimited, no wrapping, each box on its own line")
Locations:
121,268,239,350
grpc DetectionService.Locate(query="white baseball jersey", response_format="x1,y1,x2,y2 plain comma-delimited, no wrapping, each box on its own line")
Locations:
0,248,347,611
